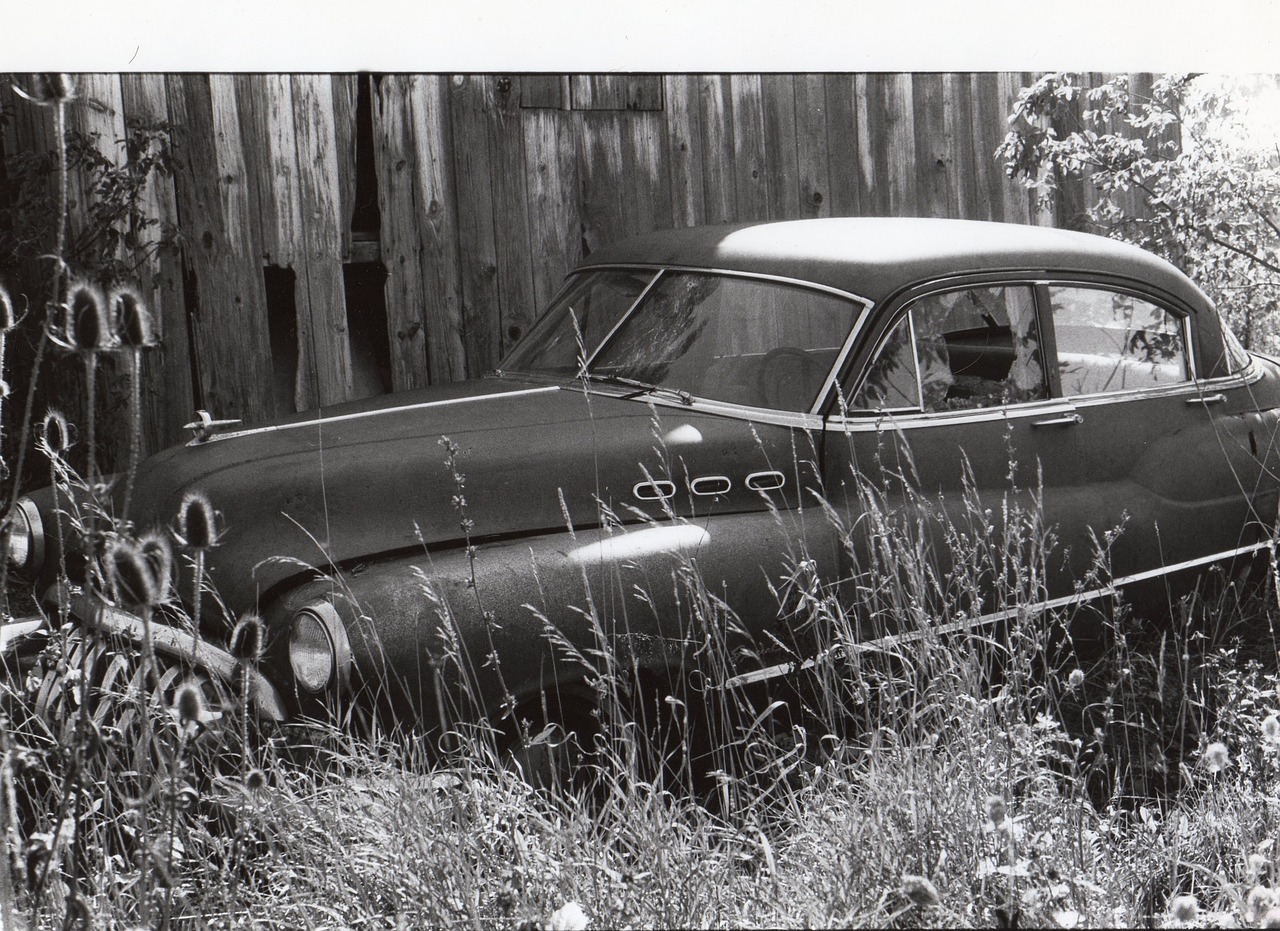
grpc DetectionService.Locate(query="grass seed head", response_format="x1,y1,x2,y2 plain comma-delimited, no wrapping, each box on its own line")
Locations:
175,490,219,550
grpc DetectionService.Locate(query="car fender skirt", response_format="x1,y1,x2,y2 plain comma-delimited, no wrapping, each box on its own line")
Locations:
52,584,288,722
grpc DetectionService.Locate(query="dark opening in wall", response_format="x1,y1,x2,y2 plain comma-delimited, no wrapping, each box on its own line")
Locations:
343,261,392,398
263,265,299,414
351,75,381,238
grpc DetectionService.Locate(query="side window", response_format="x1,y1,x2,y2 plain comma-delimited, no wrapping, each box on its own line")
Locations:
1047,287,1190,396
851,285,1046,413
851,315,920,410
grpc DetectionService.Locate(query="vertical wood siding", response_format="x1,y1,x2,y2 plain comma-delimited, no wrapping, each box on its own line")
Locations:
3,71,1072,463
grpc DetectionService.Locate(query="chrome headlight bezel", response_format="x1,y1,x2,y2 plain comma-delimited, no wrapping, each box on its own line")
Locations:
288,601,352,694
4,498,44,576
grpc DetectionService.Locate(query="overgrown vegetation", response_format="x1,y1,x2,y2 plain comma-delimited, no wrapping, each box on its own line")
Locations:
999,73,1280,354
2,72,1280,929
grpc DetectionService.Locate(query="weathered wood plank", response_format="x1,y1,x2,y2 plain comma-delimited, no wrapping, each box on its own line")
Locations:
882,73,917,217
620,110,673,235
448,74,502,375
569,74,663,111
67,74,128,271
373,75,430,392
729,74,769,223
522,106,580,311
577,112,626,254
821,75,860,216
118,73,194,453
290,73,355,408
794,74,830,219
521,76,566,109
331,74,358,261
663,74,705,228
997,73,1034,225
912,72,951,218
234,73,295,266
166,74,275,424
405,75,467,383
854,74,885,215
490,76,538,352
971,72,1007,223
699,76,735,225
760,74,799,221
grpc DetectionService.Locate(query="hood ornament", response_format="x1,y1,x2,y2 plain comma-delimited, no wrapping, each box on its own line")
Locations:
184,409,241,444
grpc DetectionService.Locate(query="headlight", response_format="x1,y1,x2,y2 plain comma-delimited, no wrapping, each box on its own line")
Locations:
288,601,352,694
4,498,43,575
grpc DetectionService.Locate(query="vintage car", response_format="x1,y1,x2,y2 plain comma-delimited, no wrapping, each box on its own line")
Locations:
4,217,1280,758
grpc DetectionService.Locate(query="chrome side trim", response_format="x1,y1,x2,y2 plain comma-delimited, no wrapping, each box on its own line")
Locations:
633,479,677,501
719,539,1272,690
745,470,787,492
690,475,732,496
195,387,560,444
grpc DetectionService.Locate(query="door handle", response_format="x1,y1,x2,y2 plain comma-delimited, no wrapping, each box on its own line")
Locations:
1032,412,1083,427
1187,393,1227,406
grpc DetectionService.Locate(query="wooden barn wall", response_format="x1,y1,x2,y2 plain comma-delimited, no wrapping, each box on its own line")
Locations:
0,71,1059,463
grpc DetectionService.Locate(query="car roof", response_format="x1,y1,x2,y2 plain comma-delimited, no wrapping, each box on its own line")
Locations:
576,217,1213,311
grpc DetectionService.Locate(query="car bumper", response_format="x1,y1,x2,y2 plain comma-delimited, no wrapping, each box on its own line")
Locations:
2,585,288,723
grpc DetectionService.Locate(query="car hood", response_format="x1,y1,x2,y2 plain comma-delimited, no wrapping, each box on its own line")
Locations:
117,377,786,615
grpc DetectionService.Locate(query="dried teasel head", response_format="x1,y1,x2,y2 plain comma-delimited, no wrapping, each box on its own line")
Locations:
13,73,76,107
170,680,219,736
53,280,115,353
173,491,220,550
105,538,161,609
110,285,158,350
136,532,174,603
0,283,16,332
229,612,265,663
40,410,73,456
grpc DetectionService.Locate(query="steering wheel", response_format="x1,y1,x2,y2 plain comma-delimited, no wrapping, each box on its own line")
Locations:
756,348,827,411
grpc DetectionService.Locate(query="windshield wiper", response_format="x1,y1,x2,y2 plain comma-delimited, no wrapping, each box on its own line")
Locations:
585,373,693,406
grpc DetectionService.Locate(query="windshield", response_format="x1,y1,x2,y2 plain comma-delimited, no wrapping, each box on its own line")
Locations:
589,272,858,412
499,269,656,376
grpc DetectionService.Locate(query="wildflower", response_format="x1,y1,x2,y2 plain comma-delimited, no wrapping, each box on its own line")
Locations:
1264,714,1280,744
105,539,160,609
547,902,589,931
901,874,941,909
1067,668,1085,691
1169,894,1198,923
1203,741,1230,774
170,680,220,737
1248,885,1277,921
1250,852,1269,880
110,286,158,349
173,491,220,550
985,795,1007,828
229,612,265,663
12,73,76,106
40,411,72,455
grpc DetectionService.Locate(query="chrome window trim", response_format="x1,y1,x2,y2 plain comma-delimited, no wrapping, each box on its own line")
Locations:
578,269,666,372
576,263,876,417
718,539,1273,691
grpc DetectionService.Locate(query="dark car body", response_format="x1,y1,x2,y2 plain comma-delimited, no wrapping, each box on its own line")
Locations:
6,218,1280,736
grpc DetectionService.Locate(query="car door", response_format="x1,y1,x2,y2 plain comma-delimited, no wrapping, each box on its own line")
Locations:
1037,282,1276,591
820,281,1093,649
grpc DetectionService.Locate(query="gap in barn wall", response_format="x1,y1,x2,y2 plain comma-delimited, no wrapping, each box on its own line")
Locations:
263,265,299,414
343,261,392,398
351,74,381,240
